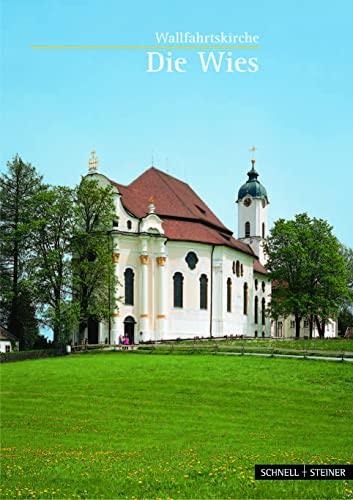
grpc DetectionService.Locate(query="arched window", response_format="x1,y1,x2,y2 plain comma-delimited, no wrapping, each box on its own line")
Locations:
199,274,208,310
262,298,266,325
127,220,132,230
232,261,236,274
241,264,244,277
236,260,240,277
254,296,258,324
262,222,265,238
245,221,250,238
255,279,258,290
254,330,258,338
124,268,134,305
173,272,184,308
243,283,248,315
262,331,265,338
227,278,232,313
262,281,266,292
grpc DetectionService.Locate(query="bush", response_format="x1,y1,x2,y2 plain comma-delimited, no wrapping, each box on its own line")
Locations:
0,348,65,363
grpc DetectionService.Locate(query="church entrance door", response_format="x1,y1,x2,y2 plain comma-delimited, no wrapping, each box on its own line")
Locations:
124,316,136,345
88,318,99,344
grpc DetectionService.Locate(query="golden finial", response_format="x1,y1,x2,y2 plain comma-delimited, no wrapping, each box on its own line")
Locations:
88,150,99,173
148,196,155,214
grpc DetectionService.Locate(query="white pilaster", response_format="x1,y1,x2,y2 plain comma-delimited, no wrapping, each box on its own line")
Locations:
212,258,224,337
139,253,150,341
156,256,168,340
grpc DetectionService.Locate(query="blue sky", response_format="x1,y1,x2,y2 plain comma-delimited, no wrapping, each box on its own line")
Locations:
1,0,353,246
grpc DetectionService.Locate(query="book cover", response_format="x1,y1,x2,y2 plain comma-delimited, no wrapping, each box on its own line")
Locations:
1,1,352,499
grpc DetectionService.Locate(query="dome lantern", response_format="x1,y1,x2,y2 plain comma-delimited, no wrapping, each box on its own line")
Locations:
237,159,268,203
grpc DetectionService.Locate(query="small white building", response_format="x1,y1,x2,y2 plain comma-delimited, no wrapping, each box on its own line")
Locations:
272,317,337,339
0,325,19,353
80,156,271,344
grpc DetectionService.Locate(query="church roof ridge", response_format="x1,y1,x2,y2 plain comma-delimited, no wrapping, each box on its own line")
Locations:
143,165,190,186
108,164,256,257
135,166,196,219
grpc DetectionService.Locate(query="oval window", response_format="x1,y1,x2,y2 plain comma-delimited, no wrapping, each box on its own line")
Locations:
185,251,198,270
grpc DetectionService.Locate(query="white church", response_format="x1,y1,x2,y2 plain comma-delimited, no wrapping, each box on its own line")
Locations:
82,153,336,344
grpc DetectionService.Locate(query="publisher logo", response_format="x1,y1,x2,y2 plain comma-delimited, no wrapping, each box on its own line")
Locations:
255,465,353,480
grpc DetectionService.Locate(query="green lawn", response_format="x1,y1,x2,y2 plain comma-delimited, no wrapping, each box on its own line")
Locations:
176,338,353,352
138,338,353,358
233,338,353,352
1,353,353,499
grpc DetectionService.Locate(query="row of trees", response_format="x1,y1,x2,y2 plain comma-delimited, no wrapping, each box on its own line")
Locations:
0,156,117,348
264,213,353,337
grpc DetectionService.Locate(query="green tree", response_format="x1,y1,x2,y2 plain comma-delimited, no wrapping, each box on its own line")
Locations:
264,215,310,337
71,177,117,342
306,218,349,337
15,285,40,349
340,246,353,295
0,155,44,347
264,213,350,338
0,259,12,325
338,306,353,336
30,186,76,344
337,246,353,336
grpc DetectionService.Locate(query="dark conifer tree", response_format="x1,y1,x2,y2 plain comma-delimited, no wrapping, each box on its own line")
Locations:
0,155,43,347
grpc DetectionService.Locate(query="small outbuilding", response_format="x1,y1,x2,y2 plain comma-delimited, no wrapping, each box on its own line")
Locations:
0,325,19,353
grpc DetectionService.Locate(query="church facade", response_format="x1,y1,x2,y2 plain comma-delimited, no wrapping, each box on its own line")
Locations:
82,155,336,344
84,157,271,344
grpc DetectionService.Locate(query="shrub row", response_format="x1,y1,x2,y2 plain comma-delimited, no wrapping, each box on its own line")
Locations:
0,348,65,363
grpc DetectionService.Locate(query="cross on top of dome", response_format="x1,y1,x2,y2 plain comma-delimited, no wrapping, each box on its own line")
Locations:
88,150,99,173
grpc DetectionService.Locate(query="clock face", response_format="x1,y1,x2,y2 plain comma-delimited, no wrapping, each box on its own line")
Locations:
244,198,252,207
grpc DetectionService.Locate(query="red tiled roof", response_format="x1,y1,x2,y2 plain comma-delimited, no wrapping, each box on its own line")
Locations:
109,166,255,257
161,219,253,253
253,260,268,275
112,167,228,228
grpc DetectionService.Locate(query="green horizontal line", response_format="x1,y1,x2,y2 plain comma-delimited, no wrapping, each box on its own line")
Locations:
30,44,260,50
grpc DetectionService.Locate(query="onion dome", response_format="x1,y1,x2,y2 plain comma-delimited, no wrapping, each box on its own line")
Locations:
237,160,269,202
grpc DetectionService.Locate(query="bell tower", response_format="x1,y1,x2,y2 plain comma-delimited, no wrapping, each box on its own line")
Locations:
236,151,269,264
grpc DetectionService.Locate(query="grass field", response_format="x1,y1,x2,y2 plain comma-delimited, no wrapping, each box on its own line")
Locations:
177,338,353,352
138,338,353,358
1,353,353,499
236,338,353,351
